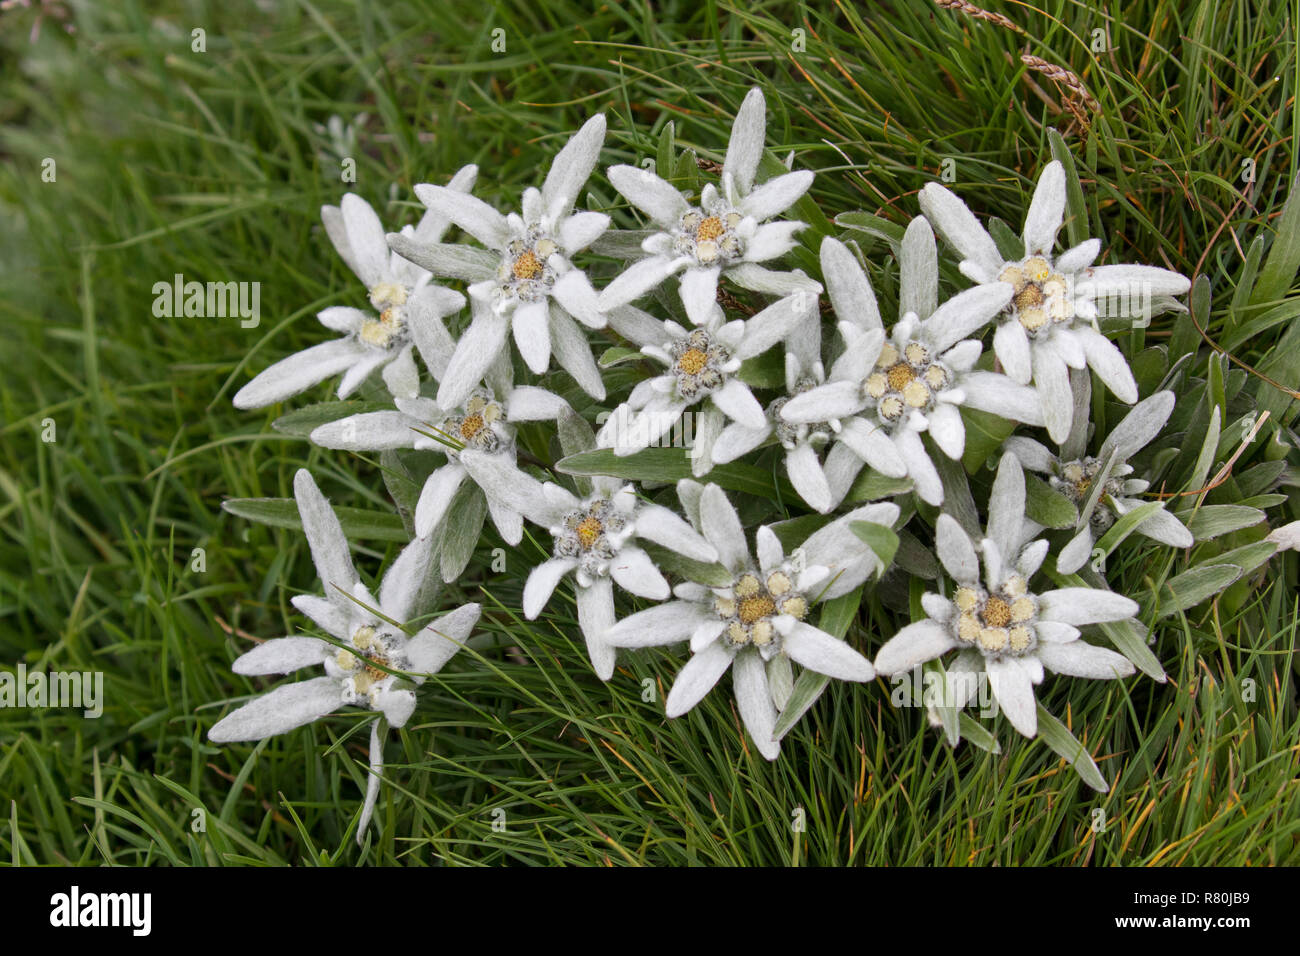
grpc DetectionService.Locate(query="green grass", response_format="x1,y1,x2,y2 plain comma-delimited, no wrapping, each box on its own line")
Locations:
1,0,1298,865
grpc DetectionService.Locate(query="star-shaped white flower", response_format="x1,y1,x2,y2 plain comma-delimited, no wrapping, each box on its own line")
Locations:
603,482,895,759
310,380,564,547
780,230,1043,505
919,160,1191,442
599,87,818,324
209,469,480,840
712,348,865,513
392,116,611,407
234,169,475,409
522,478,718,679
873,451,1139,739
597,294,810,476
1006,388,1193,572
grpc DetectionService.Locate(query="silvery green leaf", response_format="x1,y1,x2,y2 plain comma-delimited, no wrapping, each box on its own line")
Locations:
851,521,899,573
933,451,981,539
1186,504,1266,540
222,498,409,542
1037,704,1108,793
1178,405,1221,514
380,447,434,531
960,405,1016,475
557,447,790,500
1235,460,1286,497
738,349,787,388
1094,616,1166,682
557,408,596,497
834,210,906,245
588,228,659,258
1250,169,1300,306
1093,500,1166,554
767,513,833,552
772,587,861,741
927,658,959,747
655,120,675,179
1047,566,1166,681
1024,473,1078,530
773,669,829,741
1155,563,1243,617
1203,540,1277,578
597,346,644,368
439,481,487,583
767,654,794,712
895,529,941,580
1047,128,1089,249
639,543,732,588
986,216,1024,261
272,401,395,438
957,713,1000,754
845,469,914,503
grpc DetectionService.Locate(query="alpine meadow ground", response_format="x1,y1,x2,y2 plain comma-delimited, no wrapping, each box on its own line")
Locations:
1,0,1298,866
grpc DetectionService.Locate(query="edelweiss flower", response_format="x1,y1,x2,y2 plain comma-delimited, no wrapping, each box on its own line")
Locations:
781,231,1043,505
599,87,818,323
1006,388,1193,573
310,382,564,546
523,478,717,679
873,452,1138,738
597,294,810,476
919,160,1191,442
391,116,611,407
234,169,475,409
209,469,480,838
604,482,895,759
712,348,865,513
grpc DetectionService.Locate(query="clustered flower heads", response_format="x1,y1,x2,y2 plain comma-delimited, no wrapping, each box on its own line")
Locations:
213,88,1211,837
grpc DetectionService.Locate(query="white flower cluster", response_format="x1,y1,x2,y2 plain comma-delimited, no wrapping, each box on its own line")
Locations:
213,88,1198,829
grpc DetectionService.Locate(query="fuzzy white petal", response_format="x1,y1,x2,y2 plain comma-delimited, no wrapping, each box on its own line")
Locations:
607,164,690,227
605,600,715,648
1036,640,1136,679
732,649,780,760
665,641,733,717
1038,587,1139,625
512,300,552,374
233,339,366,409
993,319,1033,385
436,306,510,409
680,266,721,326
414,463,468,538
873,619,957,675
340,194,390,288
232,637,331,676
723,87,767,195
294,469,360,603
548,305,606,400
576,577,618,680
414,184,510,249
610,546,670,600
1022,161,1065,255
208,677,341,742
782,622,874,681
986,656,1038,737
738,170,813,221
634,504,719,563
